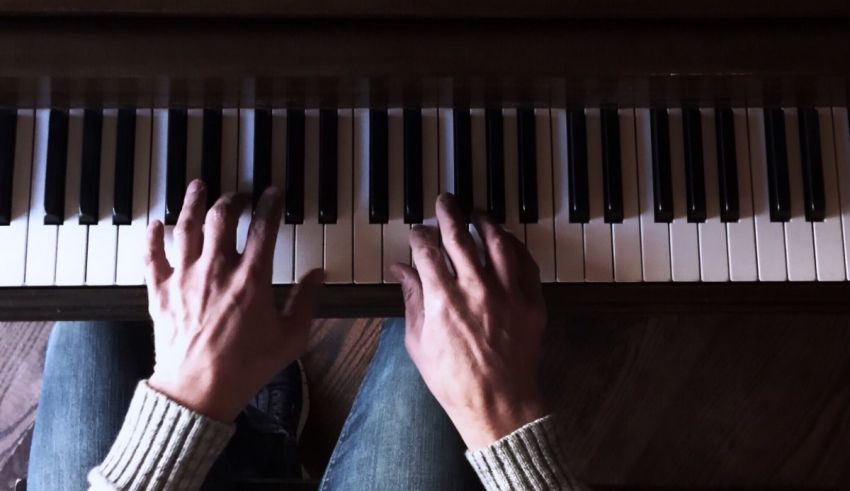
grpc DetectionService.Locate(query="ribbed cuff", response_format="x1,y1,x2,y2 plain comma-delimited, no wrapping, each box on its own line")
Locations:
465,415,586,491
88,381,235,490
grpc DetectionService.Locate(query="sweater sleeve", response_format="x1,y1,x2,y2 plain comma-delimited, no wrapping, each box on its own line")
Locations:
465,414,587,491
88,381,235,491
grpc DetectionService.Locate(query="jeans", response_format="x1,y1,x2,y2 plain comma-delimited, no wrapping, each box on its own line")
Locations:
27,319,480,490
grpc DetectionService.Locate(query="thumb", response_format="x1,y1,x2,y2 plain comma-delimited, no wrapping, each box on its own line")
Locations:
390,263,424,334
281,268,325,335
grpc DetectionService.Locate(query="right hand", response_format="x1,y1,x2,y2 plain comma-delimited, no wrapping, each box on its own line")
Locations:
391,194,548,450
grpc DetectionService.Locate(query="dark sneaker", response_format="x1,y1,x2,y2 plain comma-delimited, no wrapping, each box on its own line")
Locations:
203,360,310,487
248,359,310,442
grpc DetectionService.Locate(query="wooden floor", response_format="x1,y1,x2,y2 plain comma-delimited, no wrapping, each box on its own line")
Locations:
2,315,850,489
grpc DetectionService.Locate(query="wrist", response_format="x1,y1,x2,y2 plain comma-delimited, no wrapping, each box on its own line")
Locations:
147,371,240,423
454,398,548,450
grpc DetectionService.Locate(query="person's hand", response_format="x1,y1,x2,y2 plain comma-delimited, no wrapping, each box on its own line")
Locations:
391,193,547,450
144,179,323,422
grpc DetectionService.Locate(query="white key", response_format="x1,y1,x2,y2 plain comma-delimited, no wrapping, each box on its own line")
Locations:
148,109,174,263
667,108,700,281
439,107,455,194
221,109,239,195
422,108,439,226
323,109,353,283
748,107,787,281
186,109,203,183
782,108,816,281
469,108,488,264
832,107,850,279
116,109,152,285
352,108,382,283
635,108,671,281
0,110,34,286
271,109,295,284
502,108,525,240
813,107,845,280
294,109,324,279
148,108,169,245
551,108,584,282
86,109,119,285
524,108,556,282
437,107,457,274
470,108,488,210
697,108,730,282
237,109,254,254
382,108,410,282
613,108,643,282
54,109,88,285
25,109,59,285
583,108,614,282
727,108,758,281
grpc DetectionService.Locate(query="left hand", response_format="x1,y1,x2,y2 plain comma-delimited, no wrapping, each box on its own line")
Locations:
145,179,323,422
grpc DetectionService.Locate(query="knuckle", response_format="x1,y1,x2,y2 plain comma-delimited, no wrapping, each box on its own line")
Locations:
174,219,196,238
443,225,467,247
421,245,444,265
205,206,228,229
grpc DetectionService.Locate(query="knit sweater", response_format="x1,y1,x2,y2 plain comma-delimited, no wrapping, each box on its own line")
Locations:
89,382,585,490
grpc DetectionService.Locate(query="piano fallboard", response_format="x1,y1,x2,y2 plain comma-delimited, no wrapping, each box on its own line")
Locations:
0,17,845,108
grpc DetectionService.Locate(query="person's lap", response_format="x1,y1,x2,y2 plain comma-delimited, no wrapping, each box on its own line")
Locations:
28,319,480,490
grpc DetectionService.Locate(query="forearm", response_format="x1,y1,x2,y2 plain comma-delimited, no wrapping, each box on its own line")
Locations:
88,381,235,491
466,415,588,491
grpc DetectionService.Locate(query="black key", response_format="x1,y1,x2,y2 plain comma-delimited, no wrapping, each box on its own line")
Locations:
714,108,740,222
284,108,305,224
682,107,706,223
318,108,338,224
566,109,589,223
0,110,17,226
369,109,389,224
453,107,473,221
164,109,187,225
79,110,103,225
253,109,272,208
764,107,791,222
798,108,826,222
650,108,674,223
201,109,222,210
403,108,423,224
112,109,136,225
516,108,537,223
600,107,623,223
43,109,69,225
485,107,505,223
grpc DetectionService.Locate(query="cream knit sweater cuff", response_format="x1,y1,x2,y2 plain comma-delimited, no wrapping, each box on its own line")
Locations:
465,414,587,491
88,381,235,491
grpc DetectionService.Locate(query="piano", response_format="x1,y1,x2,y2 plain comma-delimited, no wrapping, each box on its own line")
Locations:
0,1,849,320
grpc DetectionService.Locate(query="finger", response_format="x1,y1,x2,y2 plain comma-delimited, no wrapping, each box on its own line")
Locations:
202,192,250,260
390,263,424,335
144,220,172,286
281,269,325,334
506,232,544,304
435,193,482,282
472,211,519,290
173,179,207,267
243,186,284,275
409,225,454,295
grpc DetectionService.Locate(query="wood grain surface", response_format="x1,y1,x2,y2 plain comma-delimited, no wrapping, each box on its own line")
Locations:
0,322,51,490
2,316,850,488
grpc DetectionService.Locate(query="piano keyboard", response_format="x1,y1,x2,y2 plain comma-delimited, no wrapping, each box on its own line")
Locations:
1,106,849,287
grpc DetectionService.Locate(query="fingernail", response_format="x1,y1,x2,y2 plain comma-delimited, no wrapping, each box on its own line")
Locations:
188,179,205,193
266,186,281,198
